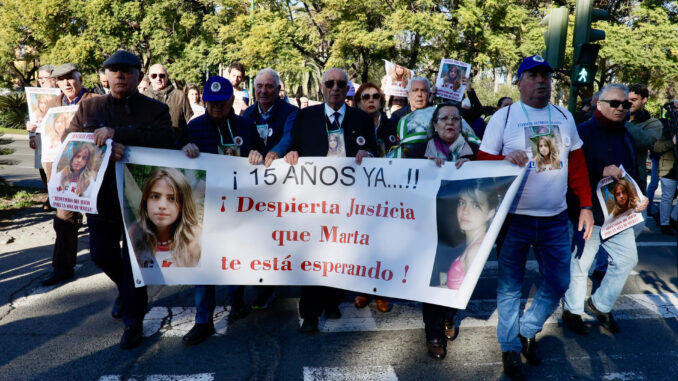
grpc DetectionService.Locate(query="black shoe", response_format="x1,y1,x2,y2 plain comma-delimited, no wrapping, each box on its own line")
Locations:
300,317,319,333
426,338,447,359
562,310,589,335
502,351,525,381
585,298,619,333
111,297,122,319
229,302,249,321
325,306,341,319
41,271,74,286
182,323,215,346
120,323,143,350
519,334,541,365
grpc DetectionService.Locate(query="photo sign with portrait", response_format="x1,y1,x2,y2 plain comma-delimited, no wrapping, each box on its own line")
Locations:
25,87,61,123
39,105,79,163
117,149,525,309
48,133,111,214
596,166,647,239
435,59,471,102
383,60,415,97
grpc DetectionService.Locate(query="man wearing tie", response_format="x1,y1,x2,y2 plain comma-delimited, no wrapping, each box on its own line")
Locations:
285,68,377,333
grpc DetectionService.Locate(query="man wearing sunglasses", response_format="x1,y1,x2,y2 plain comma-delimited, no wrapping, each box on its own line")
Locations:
285,68,377,334
478,55,594,380
562,84,646,338
64,49,174,350
144,63,193,137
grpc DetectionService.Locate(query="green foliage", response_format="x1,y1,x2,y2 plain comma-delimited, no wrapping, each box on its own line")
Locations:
0,93,28,129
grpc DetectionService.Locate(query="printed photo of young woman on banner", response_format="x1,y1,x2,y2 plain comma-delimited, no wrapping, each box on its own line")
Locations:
524,124,563,173
327,130,346,157
429,176,515,294
40,105,78,163
25,87,61,123
597,165,648,239
383,60,415,97
121,164,206,281
435,59,471,102
48,132,111,214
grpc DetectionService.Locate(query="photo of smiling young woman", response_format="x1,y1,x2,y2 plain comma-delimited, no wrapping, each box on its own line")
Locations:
52,141,105,198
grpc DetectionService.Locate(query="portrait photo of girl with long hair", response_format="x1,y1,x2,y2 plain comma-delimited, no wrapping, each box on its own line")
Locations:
602,177,647,218
430,177,513,290
124,166,205,269
53,141,105,198
533,135,561,172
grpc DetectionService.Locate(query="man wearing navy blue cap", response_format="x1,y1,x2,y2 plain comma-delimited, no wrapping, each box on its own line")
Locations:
477,55,594,379
177,75,264,346
64,49,174,350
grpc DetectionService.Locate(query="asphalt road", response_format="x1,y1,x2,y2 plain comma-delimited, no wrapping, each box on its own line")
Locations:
0,133,45,188
1,141,677,380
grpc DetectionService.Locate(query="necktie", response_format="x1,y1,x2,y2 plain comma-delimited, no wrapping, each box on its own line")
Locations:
332,111,341,130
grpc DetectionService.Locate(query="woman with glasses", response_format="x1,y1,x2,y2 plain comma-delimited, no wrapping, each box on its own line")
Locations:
354,83,399,157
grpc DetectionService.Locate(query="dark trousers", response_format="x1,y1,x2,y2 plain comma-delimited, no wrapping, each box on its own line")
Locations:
88,217,147,327
298,286,344,319
51,214,78,275
422,303,457,340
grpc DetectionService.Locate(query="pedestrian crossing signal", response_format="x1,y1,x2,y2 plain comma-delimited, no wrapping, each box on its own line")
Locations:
573,64,597,86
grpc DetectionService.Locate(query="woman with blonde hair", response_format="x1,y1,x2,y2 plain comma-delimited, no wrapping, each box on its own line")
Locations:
137,168,201,268
534,136,561,172
55,142,97,197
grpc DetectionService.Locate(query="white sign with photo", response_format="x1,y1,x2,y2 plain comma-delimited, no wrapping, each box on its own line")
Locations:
25,87,61,123
117,149,524,309
48,133,112,214
383,60,415,97
596,166,647,239
39,105,79,163
435,59,471,102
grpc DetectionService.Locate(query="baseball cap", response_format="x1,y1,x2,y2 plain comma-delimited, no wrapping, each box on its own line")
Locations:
346,81,356,97
517,55,554,78
203,76,234,102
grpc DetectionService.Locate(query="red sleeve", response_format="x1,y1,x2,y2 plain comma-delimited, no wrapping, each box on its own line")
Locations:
568,148,593,208
477,150,505,161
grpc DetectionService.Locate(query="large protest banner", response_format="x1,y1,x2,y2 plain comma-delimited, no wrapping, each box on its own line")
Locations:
117,148,524,309
48,133,111,214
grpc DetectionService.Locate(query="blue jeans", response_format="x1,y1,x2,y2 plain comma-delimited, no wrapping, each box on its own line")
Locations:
496,211,571,352
88,217,147,327
563,226,637,314
646,156,659,213
660,177,678,226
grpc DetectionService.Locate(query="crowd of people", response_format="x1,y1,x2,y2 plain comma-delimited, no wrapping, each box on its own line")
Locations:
25,47,678,380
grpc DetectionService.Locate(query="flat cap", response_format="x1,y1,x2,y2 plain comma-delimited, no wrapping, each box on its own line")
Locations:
51,63,78,78
103,50,141,70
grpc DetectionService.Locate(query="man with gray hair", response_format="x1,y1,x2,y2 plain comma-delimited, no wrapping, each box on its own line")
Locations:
390,76,430,125
244,68,299,168
144,63,193,136
562,83,646,337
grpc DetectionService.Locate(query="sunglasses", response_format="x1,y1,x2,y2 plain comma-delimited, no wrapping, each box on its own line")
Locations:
107,65,136,74
599,99,632,109
361,93,381,101
324,80,347,89
150,73,167,79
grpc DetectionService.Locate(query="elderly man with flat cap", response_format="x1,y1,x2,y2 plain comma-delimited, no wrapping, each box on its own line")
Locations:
40,63,98,287
144,63,193,137
64,50,174,350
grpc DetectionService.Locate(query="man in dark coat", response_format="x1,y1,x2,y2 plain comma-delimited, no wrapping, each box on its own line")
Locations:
144,63,193,137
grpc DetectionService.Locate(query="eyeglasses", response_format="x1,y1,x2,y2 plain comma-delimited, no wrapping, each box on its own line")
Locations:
150,73,167,79
324,80,347,89
438,116,462,123
107,65,136,74
599,99,632,109
361,93,381,101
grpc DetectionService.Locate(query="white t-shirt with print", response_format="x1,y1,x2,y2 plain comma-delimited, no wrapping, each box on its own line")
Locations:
480,101,582,216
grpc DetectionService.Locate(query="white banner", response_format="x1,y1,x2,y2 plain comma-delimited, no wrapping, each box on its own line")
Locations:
117,149,524,309
48,133,111,214
435,59,471,102
39,105,78,163
596,166,647,239
25,87,61,124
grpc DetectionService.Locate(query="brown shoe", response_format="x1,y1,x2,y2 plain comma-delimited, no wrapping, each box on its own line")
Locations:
375,297,391,313
354,295,368,309
444,318,457,340
426,338,447,359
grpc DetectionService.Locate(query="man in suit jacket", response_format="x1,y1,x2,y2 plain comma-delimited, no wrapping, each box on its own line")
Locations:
285,68,377,333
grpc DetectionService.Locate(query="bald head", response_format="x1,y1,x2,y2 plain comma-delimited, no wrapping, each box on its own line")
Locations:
321,68,349,110
149,64,169,91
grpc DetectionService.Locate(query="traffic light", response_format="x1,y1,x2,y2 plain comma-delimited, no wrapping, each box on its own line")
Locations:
572,0,608,84
541,7,569,69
